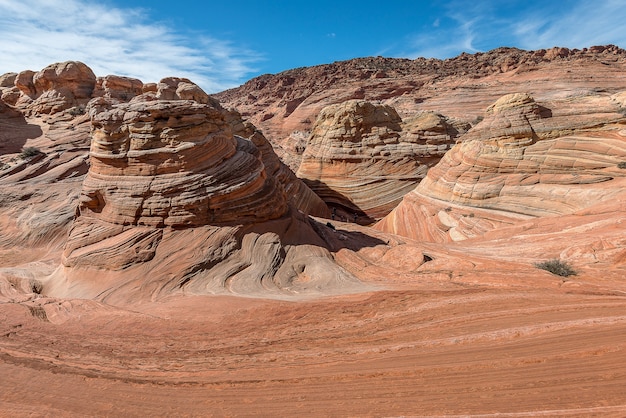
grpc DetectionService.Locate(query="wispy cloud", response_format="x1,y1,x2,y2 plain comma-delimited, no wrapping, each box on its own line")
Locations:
400,0,626,60
512,0,626,50
0,0,262,92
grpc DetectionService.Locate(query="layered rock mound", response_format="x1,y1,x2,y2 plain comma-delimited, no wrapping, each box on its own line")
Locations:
0,62,327,250
0,62,150,251
45,83,363,302
376,92,626,242
296,100,462,220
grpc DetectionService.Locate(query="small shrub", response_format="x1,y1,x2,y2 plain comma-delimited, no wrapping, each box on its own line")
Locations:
535,259,577,277
618,161,626,169
19,147,43,159
68,105,86,116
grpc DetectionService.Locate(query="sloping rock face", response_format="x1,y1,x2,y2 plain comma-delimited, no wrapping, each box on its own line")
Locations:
225,110,330,218
296,100,461,220
46,85,363,302
80,96,288,227
376,92,626,242
0,62,146,253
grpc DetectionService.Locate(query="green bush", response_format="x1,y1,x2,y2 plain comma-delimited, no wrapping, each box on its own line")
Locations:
618,161,626,169
19,147,43,159
535,259,577,277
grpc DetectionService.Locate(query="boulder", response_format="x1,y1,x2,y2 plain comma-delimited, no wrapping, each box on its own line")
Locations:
14,61,96,114
93,75,143,102
0,72,17,87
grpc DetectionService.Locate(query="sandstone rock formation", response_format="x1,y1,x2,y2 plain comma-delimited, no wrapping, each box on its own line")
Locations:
224,109,329,217
1,61,147,120
296,100,462,220
0,62,330,272
376,92,626,242
92,74,143,101
45,83,364,302
12,61,96,115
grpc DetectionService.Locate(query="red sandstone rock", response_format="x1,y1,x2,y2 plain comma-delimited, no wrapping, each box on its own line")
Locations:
28,61,96,114
46,83,364,301
215,45,626,178
0,72,17,88
376,92,626,241
296,100,461,219
93,75,143,102
225,110,330,217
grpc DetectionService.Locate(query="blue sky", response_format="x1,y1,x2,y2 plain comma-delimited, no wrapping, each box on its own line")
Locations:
1,0,625,93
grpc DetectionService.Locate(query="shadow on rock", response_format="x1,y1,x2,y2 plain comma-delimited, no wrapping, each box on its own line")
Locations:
0,112,43,155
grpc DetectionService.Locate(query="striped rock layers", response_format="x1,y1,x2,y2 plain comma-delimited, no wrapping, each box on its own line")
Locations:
376,92,626,242
48,89,362,302
296,100,461,220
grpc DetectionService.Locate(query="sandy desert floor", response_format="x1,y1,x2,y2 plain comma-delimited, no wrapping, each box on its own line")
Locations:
2,251,626,417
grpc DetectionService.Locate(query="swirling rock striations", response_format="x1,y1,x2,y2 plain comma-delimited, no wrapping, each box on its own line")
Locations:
0,62,328,259
80,96,288,227
376,92,626,242
296,100,461,219
48,82,362,302
225,109,330,217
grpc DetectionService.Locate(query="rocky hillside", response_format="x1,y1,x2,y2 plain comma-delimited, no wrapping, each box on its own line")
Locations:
214,45,626,157
376,91,626,244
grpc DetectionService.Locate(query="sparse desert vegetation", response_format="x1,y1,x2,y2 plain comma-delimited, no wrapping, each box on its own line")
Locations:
535,259,577,277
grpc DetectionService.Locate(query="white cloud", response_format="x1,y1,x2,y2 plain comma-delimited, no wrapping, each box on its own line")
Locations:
512,1,626,50
401,0,626,60
0,0,262,92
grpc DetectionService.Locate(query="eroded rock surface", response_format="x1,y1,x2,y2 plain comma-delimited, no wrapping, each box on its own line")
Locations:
296,100,462,219
13,61,96,115
46,85,365,302
225,110,330,218
376,92,626,242
215,45,626,170
2,51,626,417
